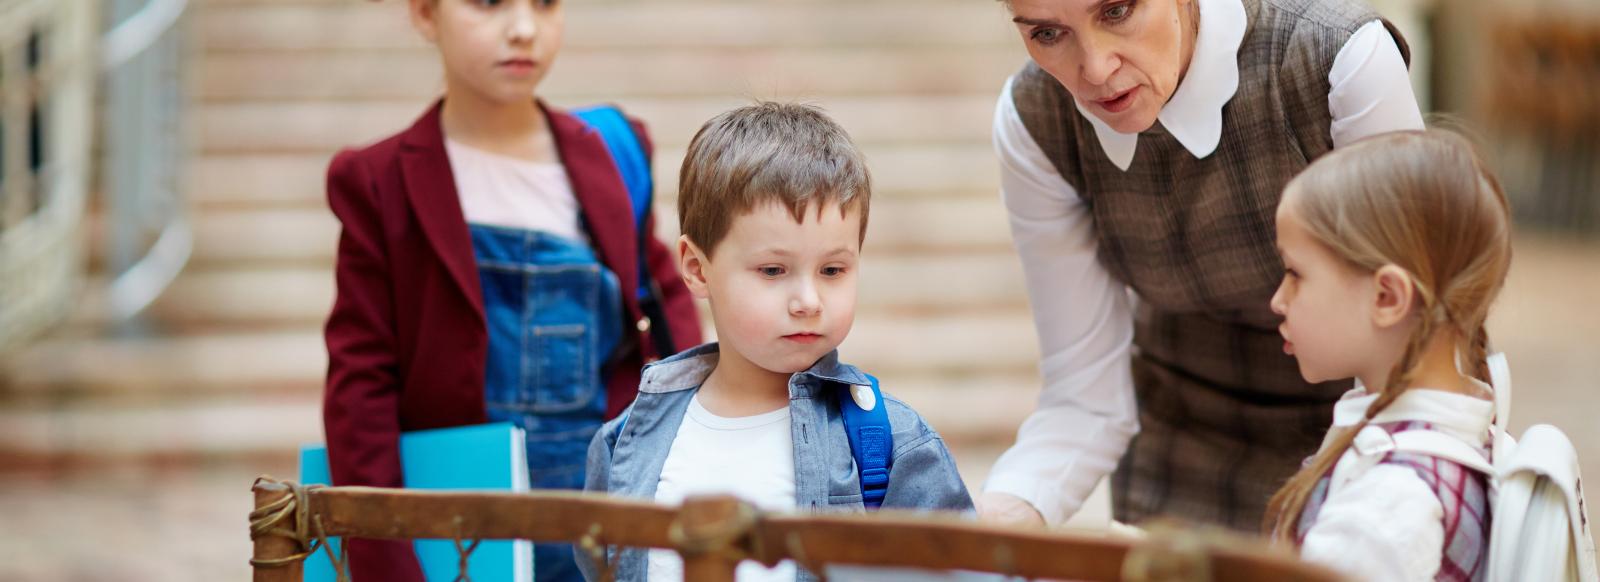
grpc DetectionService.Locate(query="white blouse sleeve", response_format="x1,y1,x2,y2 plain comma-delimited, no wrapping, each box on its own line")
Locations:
1300,464,1445,581
982,77,1140,526
1328,20,1427,147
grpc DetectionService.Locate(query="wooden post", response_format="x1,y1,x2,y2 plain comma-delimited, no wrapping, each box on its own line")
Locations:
250,477,305,582
675,495,751,582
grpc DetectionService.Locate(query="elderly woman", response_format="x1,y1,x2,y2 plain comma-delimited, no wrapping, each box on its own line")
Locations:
979,0,1424,530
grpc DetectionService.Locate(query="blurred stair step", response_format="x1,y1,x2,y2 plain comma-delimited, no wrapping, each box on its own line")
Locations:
0,395,322,462
200,47,1024,101
0,330,325,400
188,144,1005,209
185,197,1017,267
194,95,1003,154
135,253,1030,328
197,1,1019,52
0,372,1040,463
2,310,1043,399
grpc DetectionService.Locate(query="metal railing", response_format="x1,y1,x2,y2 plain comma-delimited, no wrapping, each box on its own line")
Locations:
0,0,97,354
0,0,190,355
100,0,191,323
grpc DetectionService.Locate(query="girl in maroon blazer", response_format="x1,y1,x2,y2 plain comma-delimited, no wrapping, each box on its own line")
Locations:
322,1,701,580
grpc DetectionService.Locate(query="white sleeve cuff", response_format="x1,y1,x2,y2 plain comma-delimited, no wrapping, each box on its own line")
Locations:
983,471,1076,527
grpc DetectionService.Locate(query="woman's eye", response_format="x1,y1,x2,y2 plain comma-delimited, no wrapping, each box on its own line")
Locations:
821,266,846,277
758,266,785,278
1104,3,1133,22
1030,27,1063,45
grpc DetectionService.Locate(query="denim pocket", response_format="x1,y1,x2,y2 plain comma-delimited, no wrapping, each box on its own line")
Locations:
518,261,602,411
521,322,596,412
472,226,616,436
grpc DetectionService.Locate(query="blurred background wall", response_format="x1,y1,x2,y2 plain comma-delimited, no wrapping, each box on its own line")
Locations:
0,0,1596,579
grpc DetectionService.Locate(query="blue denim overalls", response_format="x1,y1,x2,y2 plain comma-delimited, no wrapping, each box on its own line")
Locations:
470,223,623,582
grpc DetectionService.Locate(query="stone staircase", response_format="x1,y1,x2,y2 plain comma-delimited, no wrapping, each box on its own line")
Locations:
0,0,1044,471
8,3,1600,579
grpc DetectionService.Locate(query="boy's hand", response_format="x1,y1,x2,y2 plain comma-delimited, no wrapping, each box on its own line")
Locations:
976,491,1046,527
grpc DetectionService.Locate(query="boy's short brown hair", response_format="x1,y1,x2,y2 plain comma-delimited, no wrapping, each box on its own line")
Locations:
677,102,871,257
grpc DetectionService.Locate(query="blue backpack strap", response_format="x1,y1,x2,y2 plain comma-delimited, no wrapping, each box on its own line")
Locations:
836,375,892,509
572,105,651,236
572,105,677,356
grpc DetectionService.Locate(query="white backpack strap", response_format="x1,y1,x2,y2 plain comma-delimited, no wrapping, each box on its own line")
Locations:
1329,425,1399,491
1389,430,1495,475
1487,352,1513,436
1330,424,1493,492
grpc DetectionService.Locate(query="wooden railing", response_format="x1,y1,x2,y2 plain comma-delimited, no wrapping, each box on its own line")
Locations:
249,477,1345,582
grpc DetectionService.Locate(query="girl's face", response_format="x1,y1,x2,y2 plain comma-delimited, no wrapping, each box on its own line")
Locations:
1008,0,1195,134
412,0,563,106
1269,201,1381,384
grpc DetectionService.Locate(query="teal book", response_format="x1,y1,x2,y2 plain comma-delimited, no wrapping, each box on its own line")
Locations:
299,422,533,582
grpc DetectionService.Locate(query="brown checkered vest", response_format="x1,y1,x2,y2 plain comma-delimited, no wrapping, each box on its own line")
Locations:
1011,0,1409,530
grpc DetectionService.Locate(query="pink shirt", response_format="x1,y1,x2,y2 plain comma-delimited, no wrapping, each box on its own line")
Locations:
445,137,587,242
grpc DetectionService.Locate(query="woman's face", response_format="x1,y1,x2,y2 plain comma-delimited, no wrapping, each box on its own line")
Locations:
1008,0,1195,134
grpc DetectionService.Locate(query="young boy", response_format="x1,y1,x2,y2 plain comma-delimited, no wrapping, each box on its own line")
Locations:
579,103,973,581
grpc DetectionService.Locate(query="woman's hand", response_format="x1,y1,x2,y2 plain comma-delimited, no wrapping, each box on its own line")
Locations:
976,491,1046,526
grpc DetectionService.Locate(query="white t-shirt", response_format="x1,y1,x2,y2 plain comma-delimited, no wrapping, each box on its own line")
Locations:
648,395,798,582
443,137,588,242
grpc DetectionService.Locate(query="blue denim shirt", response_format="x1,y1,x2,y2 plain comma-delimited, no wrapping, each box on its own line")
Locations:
579,343,974,581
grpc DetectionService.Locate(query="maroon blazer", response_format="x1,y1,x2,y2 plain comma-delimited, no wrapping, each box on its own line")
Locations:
322,100,702,581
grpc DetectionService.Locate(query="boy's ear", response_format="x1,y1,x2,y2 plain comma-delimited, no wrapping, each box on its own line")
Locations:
677,235,711,300
409,0,440,43
1371,264,1415,329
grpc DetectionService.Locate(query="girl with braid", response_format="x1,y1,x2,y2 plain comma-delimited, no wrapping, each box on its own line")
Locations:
1265,129,1512,581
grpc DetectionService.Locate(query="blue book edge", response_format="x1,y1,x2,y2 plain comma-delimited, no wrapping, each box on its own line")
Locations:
298,423,532,582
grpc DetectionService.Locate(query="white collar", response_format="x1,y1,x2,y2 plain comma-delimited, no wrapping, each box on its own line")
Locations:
1332,382,1495,441
1076,0,1247,171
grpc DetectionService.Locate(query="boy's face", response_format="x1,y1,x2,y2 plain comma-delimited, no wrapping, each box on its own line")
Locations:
680,201,863,376
411,0,563,106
